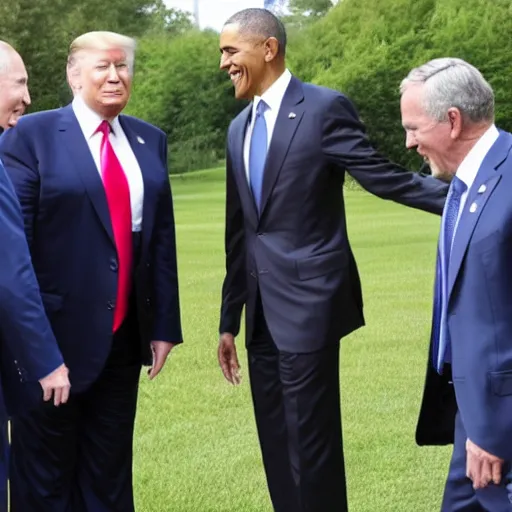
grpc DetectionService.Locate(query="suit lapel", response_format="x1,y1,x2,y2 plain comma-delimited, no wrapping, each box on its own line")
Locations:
448,131,512,298
119,116,160,255
58,105,115,246
259,77,305,219
230,105,258,222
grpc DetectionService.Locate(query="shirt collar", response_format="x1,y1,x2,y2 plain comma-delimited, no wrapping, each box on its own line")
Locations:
72,95,121,139
252,69,292,118
455,124,499,191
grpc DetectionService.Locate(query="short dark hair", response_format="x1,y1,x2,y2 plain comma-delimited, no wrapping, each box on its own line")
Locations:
224,8,287,57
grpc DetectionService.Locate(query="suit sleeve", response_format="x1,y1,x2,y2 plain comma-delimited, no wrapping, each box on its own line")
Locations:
151,133,183,343
0,157,63,381
0,125,39,248
321,94,448,215
219,142,246,337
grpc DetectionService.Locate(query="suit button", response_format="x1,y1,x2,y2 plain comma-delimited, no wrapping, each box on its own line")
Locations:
110,258,118,272
146,262,150,269
145,298,151,307
107,300,115,311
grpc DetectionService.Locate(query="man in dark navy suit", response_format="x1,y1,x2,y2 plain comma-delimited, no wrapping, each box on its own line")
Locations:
216,8,447,512
0,40,70,512
0,31,182,511
405,58,512,511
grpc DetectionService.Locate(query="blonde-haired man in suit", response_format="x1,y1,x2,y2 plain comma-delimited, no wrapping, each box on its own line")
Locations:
0,31,182,511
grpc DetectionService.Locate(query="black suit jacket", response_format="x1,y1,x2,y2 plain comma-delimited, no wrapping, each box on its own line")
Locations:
220,76,448,353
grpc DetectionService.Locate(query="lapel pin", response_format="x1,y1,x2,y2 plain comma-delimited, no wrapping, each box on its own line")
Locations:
477,184,486,194
137,136,145,144
469,202,478,213
288,112,296,119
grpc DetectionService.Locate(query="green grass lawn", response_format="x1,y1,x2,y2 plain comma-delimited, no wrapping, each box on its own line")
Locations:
133,168,452,511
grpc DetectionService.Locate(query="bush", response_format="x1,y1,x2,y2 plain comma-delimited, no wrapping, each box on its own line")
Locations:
288,0,512,170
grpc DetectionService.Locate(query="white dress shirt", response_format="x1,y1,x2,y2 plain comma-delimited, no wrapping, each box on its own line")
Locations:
243,69,293,182
72,96,144,232
454,124,499,225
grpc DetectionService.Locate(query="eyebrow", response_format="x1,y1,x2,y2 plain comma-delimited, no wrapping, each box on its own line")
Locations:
219,46,238,53
95,59,126,65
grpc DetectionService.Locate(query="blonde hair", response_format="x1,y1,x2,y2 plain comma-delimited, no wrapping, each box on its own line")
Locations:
67,31,136,74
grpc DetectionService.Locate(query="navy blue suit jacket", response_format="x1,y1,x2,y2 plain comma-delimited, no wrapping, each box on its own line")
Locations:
0,105,182,393
220,76,448,352
417,130,512,460
0,157,63,414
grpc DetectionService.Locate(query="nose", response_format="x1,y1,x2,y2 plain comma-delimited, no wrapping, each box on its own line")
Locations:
23,85,31,106
107,64,120,82
219,53,230,71
405,131,416,150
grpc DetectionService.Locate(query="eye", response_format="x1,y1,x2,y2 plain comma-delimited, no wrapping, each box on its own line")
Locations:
96,65,108,70
116,63,127,69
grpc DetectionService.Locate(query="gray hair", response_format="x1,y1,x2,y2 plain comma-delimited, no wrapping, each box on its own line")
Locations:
400,57,494,123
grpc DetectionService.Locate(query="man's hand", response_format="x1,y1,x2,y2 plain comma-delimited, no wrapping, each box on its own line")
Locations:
466,438,504,489
218,333,241,385
148,340,176,380
39,363,70,406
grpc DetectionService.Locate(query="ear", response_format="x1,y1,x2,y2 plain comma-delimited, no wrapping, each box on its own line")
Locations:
66,55,83,92
447,108,463,139
263,37,280,63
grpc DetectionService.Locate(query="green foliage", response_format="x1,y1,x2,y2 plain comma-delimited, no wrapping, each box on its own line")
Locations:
144,0,194,36
2,0,510,174
289,0,334,17
282,0,334,32
288,0,512,169
126,31,243,174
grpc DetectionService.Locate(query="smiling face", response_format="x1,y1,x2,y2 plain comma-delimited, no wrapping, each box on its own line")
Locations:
0,49,31,129
219,23,276,100
69,47,131,119
400,83,456,182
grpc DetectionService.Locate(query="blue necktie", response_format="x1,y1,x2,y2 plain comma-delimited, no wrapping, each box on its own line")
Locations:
249,100,268,211
432,176,467,373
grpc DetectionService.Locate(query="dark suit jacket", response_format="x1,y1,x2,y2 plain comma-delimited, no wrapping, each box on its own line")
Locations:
220,76,448,352
0,105,182,393
0,157,63,415
417,130,512,459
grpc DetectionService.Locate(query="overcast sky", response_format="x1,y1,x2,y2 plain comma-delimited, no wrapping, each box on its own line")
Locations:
164,0,266,32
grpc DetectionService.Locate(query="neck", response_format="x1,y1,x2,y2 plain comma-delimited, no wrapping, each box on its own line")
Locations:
254,64,286,98
451,122,493,170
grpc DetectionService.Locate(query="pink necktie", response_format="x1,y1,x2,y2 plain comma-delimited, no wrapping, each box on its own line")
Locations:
97,120,132,332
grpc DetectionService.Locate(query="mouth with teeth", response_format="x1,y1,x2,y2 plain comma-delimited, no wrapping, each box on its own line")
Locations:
230,70,242,86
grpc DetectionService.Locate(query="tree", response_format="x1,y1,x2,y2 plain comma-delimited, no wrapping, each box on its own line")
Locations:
145,0,194,35
288,0,512,169
282,0,334,32
289,0,334,17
